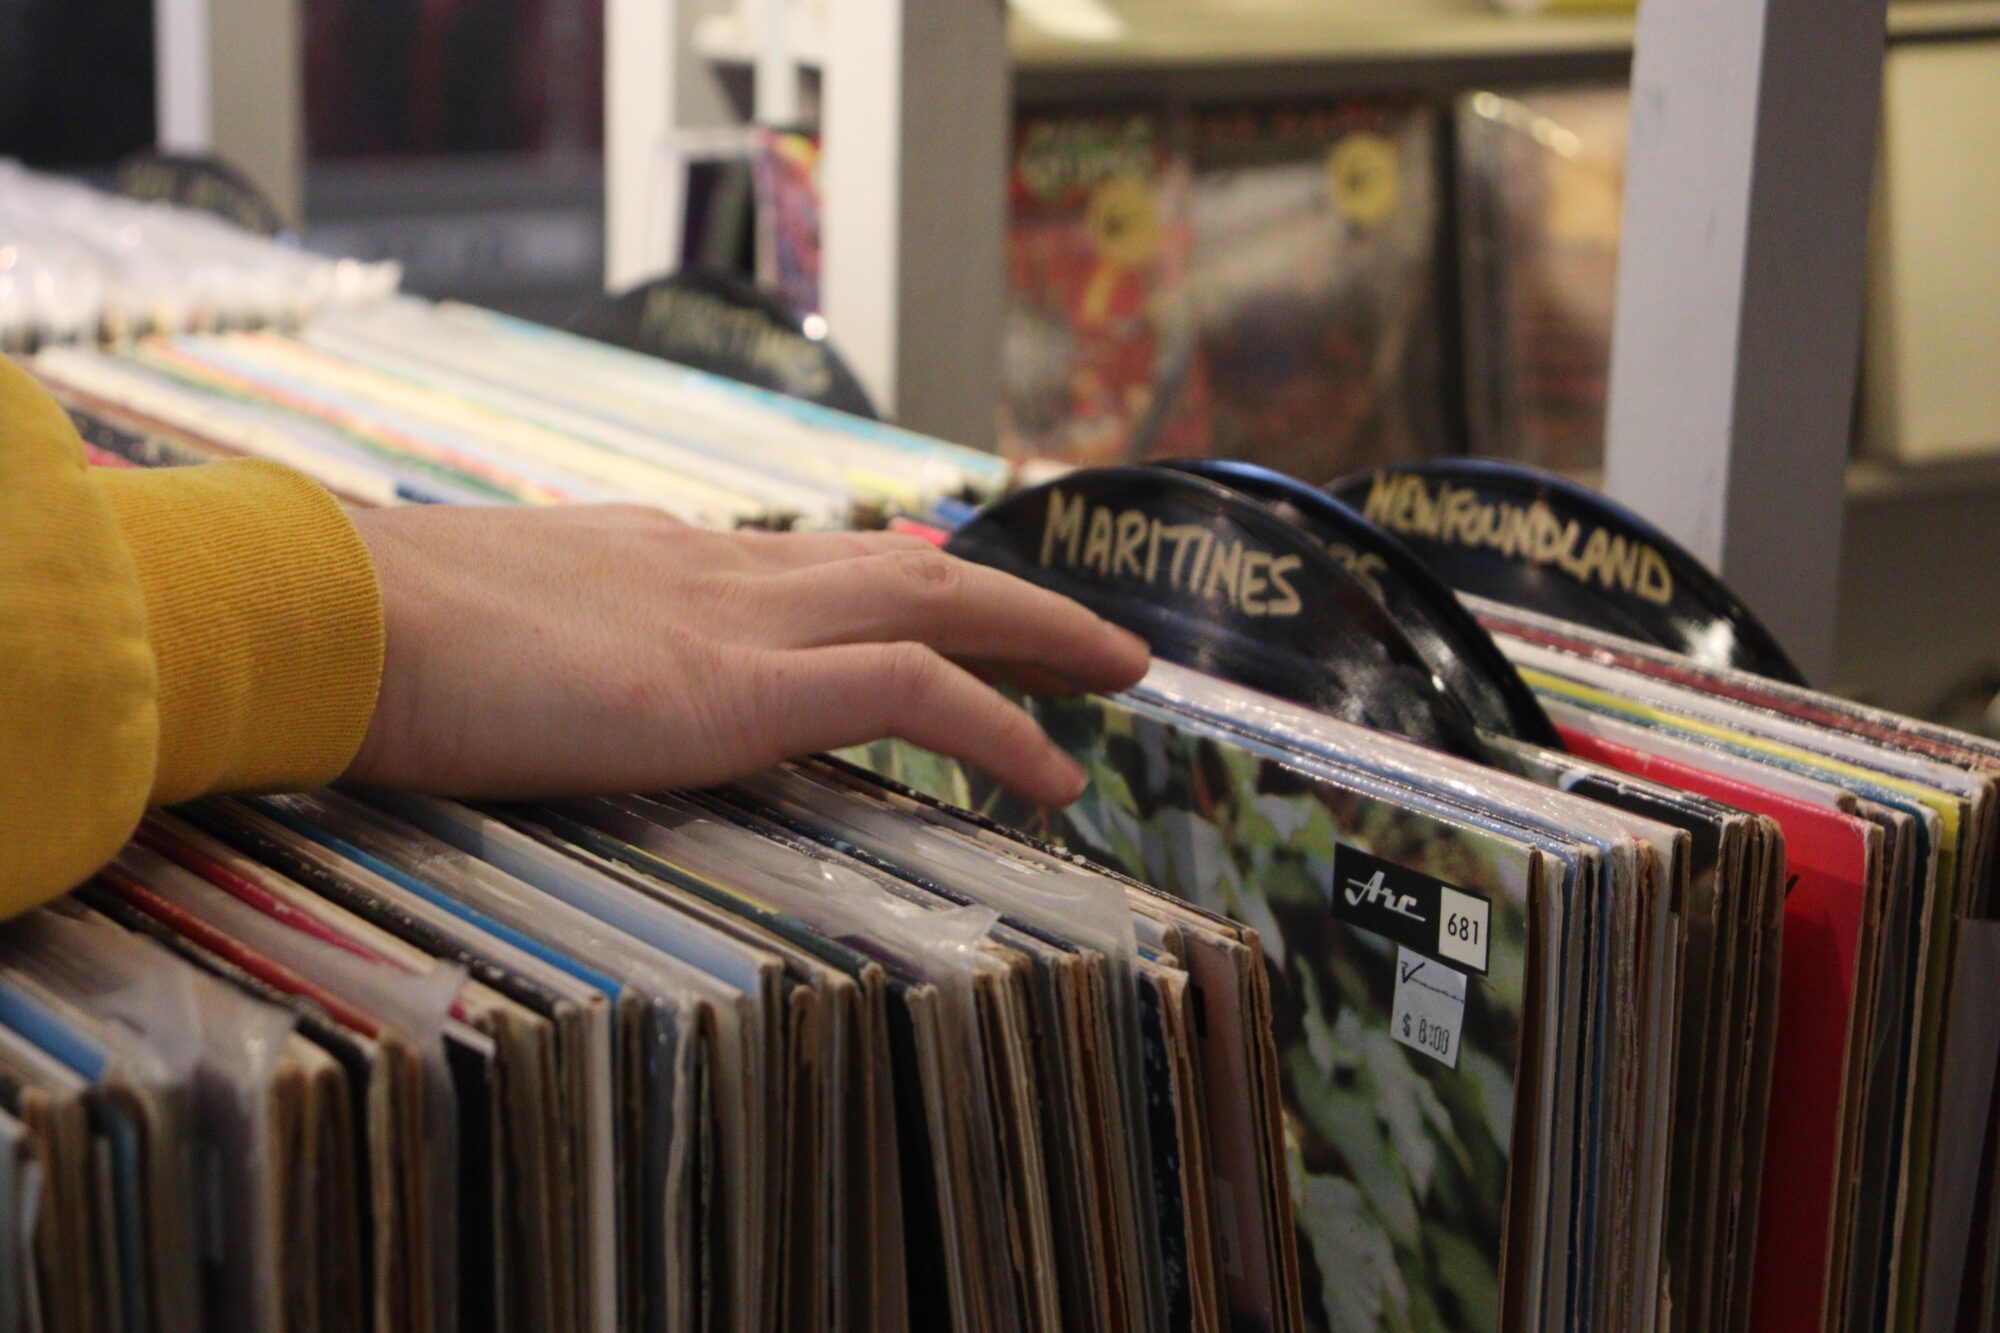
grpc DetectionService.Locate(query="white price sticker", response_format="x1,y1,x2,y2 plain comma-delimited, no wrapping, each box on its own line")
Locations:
1437,885,1491,973
1392,946,1467,1069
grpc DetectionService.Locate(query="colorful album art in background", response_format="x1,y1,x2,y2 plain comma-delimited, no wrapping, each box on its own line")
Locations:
1186,100,1446,480
1001,102,1448,479
751,127,825,319
1002,113,1210,466
859,688,1532,1333
1455,86,1630,475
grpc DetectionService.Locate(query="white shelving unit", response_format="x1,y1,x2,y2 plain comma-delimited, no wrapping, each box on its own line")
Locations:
1598,0,2000,690
605,0,1008,450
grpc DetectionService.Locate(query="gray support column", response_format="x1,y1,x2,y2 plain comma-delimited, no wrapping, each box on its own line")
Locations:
821,0,1009,447
1601,0,1888,682
155,0,304,225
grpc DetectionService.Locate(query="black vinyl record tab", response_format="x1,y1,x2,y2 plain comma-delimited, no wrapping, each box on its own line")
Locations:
1162,458,1562,747
113,151,284,236
1329,459,1807,684
567,267,880,419
945,467,1487,759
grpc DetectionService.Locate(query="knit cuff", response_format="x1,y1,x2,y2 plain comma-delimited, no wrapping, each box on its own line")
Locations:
93,460,385,804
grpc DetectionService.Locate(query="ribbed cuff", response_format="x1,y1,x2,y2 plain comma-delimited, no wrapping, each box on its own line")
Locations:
93,460,385,804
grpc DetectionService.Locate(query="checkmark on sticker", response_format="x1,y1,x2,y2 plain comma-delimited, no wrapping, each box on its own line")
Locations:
1391,944,1467,1069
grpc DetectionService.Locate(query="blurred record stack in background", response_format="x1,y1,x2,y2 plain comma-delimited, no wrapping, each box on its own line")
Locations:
33,295,1011,527
0,161,400,352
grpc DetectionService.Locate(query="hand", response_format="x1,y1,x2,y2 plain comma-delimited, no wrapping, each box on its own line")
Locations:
343,504,1149,806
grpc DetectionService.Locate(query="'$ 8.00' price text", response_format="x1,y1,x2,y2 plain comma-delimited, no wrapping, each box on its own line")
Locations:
1402,1013,1453,1060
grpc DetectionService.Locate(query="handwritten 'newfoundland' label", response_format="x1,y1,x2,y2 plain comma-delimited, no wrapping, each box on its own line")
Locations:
1359,472,1674,607
1037,487,1305,618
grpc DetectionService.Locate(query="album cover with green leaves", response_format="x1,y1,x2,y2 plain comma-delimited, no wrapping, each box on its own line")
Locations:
855,689,1536,1332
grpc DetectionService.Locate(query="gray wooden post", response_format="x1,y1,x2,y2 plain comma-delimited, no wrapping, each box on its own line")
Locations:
1601,0,1889,683
820,0,1009,448
154,0,304,224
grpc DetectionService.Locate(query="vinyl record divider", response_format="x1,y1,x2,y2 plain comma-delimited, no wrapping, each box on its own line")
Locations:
943,466,1492,763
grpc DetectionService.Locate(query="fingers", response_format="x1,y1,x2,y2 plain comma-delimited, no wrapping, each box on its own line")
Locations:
722,528,938,571
742,642,1089,807
746,547,1152,692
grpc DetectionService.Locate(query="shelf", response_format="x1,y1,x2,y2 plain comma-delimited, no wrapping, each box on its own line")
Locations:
684,0,2000,93
1846,452,2000,504
1003,0,2000,102
685,0,2000,107
1888,0,2000,39
1010,0,1635,99
1009,0,1635,70
691,10,825,70
1492,454,2000,509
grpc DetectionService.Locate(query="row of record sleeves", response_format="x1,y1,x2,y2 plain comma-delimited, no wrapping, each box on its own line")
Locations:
8,281,2000,1333
33,296,1011,529
885,456,2000,1333
14,771,1293,1333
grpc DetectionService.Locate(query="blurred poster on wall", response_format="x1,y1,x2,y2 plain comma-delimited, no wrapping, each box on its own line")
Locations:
999,101,1447,478
1456,84,1629,475
1001,112,1209,465
751,127,824,318
1185,99,1445,480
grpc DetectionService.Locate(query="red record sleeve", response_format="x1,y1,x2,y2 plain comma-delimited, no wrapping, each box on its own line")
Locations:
96,864,383,1038
1558,723,1874,1333
81,443,137,468
136,817,473,1024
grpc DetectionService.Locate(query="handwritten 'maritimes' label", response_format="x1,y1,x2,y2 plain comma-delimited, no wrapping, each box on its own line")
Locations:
1359,472,1674,607
1322,541,1387,602
1038,487,1305,618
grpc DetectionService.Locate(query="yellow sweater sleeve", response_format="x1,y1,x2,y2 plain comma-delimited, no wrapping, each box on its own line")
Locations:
0,356,384,916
